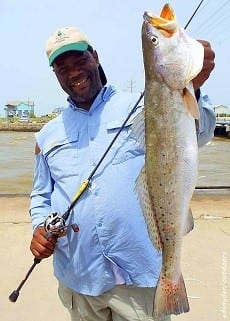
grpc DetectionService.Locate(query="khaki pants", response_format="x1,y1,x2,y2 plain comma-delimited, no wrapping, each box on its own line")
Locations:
58,282,171,321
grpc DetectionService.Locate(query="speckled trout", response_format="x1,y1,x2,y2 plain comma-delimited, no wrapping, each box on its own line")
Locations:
132,4,204,318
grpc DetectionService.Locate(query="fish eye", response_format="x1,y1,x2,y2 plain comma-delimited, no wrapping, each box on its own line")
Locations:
150,36,159,45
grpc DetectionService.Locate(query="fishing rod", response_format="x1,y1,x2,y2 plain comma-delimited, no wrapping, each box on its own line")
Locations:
9,0,206,303
184,0,205,30
195,186,230,190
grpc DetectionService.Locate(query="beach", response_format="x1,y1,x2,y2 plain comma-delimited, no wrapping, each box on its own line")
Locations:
1,192,229,321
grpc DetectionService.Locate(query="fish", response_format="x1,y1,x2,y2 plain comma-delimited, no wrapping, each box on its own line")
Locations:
132,3,204,318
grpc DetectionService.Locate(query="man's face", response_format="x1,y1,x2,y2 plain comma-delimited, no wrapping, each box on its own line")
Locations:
53,50,103,110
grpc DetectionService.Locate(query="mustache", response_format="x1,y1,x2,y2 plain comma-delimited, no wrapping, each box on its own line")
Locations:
69,73,88,86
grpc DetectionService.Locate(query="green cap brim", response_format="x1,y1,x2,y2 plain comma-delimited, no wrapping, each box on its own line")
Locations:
49,41,89,66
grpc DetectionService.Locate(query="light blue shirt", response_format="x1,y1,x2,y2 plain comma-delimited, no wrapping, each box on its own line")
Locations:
30,85,216,296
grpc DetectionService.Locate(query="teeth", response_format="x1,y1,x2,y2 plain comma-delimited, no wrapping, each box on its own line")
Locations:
72,78,86,86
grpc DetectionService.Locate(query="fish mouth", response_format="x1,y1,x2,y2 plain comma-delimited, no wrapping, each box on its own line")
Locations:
143,4,178,36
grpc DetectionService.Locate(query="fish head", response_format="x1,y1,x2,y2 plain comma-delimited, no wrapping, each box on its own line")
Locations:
142,4,204,91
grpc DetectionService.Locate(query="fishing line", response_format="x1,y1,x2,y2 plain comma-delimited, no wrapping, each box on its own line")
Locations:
184,0,206,29
8,0,207,303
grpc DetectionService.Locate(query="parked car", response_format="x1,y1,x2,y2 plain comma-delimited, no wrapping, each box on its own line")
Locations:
19,115,31,122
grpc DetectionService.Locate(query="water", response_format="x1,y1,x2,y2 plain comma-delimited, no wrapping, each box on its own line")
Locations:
0,132,229,195
198,136,230,188
0,132,35,194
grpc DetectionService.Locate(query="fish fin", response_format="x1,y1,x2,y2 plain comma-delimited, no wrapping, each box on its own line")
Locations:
135,166,162,251
153,273,190,317
131,109,145,151
183,85,200,120
184,207,194,235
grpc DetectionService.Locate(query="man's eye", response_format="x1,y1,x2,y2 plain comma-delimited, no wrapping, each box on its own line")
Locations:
78,58,87,66
57,68,67,75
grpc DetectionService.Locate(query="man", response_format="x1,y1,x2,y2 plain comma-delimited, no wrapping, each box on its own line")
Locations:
30,26,216,321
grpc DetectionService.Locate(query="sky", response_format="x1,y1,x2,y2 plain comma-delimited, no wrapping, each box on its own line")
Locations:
0,0,229,116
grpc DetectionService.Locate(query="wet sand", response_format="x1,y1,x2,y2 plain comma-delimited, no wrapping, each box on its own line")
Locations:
0,193,229,321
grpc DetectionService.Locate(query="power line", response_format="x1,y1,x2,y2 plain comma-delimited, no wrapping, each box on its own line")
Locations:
194,1,230,32
190,0,230,39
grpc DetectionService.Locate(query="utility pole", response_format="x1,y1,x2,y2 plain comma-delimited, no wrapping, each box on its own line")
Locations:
126,80,136,93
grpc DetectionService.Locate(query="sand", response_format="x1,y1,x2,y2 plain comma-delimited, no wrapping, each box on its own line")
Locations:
0,192,229,321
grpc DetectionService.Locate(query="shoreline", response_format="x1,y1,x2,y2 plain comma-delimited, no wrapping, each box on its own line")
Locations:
0,123,229,138
0,123,45,132
0,191,229,223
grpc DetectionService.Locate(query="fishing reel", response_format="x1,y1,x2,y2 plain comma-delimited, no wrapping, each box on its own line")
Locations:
44,212,67,236
44,212,79,238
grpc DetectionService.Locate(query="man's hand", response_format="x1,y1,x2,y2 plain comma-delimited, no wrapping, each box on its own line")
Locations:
30,226,57,259
193,40,215,92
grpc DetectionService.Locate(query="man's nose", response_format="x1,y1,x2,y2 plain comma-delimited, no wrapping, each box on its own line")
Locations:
68,64,83,78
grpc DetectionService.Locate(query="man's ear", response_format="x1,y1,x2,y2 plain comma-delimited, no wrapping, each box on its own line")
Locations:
92,50,100,65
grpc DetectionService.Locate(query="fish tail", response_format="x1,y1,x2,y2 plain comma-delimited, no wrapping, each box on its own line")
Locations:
153,273,189,317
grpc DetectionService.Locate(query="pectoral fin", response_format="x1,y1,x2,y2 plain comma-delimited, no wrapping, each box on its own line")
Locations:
183,85,200,120
183,207,194,235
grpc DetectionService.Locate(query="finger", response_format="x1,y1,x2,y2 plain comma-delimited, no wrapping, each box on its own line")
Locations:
202,59,215,73
197,39,210,47
31,234,56,251
204,50,215,61
33,237,56,252
197,40,215,59
30,242,54,258
34,228,57,246
31,249,49,259
32,249,52,260
46,235,58,245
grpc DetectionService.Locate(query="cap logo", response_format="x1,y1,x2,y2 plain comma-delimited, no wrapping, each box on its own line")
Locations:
55,30,69,44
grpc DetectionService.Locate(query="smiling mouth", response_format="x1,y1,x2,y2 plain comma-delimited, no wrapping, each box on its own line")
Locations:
71,77,88,88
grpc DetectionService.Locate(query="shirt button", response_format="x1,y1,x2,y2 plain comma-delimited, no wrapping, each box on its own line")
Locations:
97,222,102,227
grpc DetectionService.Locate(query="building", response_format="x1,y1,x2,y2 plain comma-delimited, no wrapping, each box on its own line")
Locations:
51,107,65,116
213,104,230,116
4,100,35,119
214,104,230,137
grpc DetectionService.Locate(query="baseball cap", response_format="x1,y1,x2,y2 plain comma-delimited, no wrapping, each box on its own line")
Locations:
45,26,107,85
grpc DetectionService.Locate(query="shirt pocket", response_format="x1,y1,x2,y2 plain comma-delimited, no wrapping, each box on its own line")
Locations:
107,119,144,165
44,133,79,180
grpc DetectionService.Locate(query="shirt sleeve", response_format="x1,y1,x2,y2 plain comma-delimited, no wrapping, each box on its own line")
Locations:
29,151,54,231
197,91,216,148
